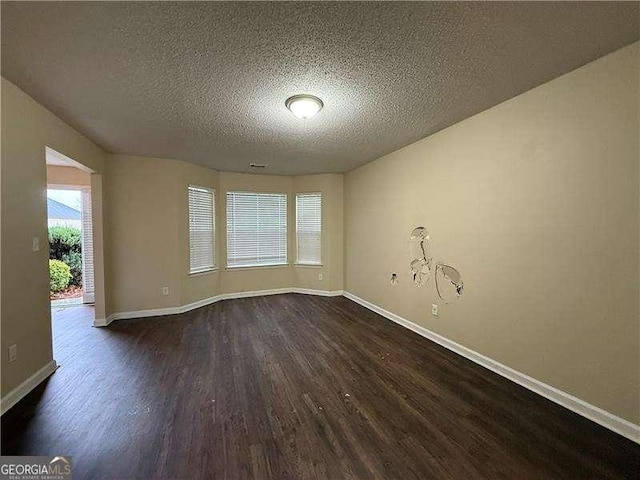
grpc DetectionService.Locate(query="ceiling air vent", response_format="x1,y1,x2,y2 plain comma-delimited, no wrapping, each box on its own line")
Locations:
250,163,267,169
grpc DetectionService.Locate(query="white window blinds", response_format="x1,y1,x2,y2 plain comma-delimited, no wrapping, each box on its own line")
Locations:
226,192,287,268
81,188,95,303
296,193,322,265
188,186,215,274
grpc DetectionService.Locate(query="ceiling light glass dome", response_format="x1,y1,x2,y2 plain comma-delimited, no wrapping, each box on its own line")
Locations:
285,94,323,119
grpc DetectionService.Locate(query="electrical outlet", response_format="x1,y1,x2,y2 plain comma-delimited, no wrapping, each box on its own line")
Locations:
431,304,439,317
8,344,17,363
32,237,40,252
162,287,170,296
318,273,323,281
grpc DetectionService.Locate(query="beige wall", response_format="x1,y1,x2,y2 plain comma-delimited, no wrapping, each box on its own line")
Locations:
46,165,91,187
218,172,344,294
1,77,106,398
344,43,640,423
104,159,344,311
105,155,222,313
293,174,344,292
105,155,185,313
179,163,221,306
218,172,295,294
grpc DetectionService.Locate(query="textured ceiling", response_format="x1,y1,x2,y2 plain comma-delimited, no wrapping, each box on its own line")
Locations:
2,2,638,175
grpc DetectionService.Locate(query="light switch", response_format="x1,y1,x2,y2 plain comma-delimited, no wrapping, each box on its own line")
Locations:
431,304,439,317
8,344,17,363
32,237,40,252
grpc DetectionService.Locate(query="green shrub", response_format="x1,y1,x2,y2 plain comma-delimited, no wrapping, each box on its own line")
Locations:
48,226,81,260
62,251,82,287
49,226,82,286
49,259,71,292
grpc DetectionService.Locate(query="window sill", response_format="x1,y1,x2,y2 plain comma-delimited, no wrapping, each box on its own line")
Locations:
225,263,289,271
294,263,323,268
189,268,219,277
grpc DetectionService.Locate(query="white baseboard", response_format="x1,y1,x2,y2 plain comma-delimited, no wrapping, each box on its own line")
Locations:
343,291,640,444
94,316,114,327
1,360,58,416
292,288,344,297
97,288,343,327
104,306,182,323
219,287,292,300
179,295,223,312
96,295,226,326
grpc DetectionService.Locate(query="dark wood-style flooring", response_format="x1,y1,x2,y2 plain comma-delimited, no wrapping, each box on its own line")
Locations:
2,295,638,479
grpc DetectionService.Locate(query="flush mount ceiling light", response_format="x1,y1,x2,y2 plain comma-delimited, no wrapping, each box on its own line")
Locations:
285,94,323,119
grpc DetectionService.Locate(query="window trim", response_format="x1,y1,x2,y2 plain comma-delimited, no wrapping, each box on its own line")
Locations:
225,263,289,271
225,190,288,269
295,191,322,266
189,267,219,277
188,184,216,275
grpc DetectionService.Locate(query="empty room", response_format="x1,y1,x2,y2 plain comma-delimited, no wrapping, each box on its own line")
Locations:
1,2,638,479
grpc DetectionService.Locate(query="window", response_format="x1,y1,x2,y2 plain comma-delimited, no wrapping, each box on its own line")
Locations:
188,186,215,274
296,193,322,265
226,192,287,268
